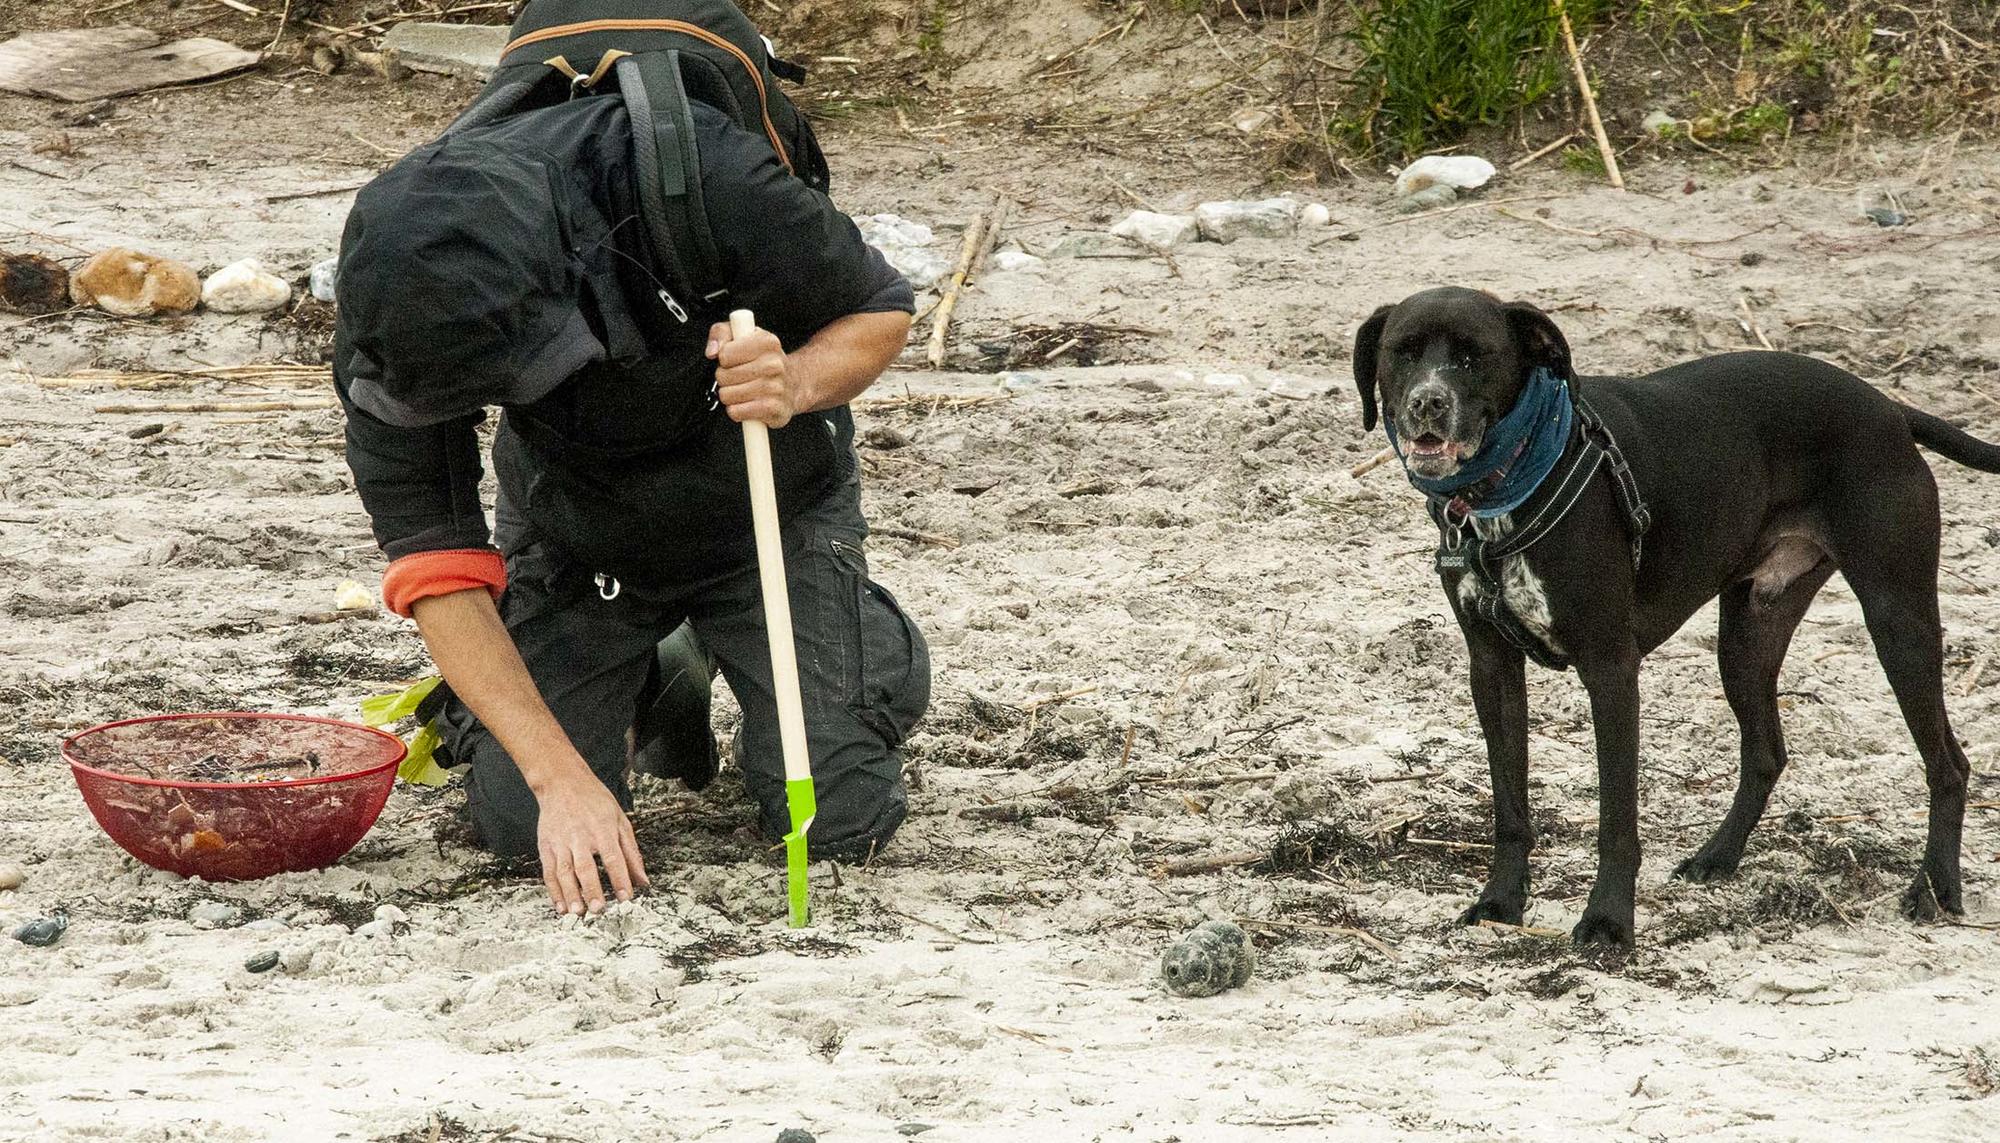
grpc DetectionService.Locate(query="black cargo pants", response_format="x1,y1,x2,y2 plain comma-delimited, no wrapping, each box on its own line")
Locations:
436,467,930,863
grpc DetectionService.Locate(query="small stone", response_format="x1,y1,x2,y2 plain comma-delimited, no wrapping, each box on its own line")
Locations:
0,252,71,314
244,918,287,932
988,250,1044,273
861,426,911,450
71,247,199,317
0,863,24,891
201,259,292,314
334,580,374,611
896,1126,936,1138
1161,920,1256,997
854,214,951,291
188,901,244,929
1391,184,1458,214
373,903,408,926
244,950,281,974
1393,154,1495,197
13,916,66,947
352,919,393,939
997,372,1045,390
1110,210,1198,249
1300,203,1332,228
309,257,340,303
1863,206,1909,227
380,21,509,79
775,1131,816,1143
1739,251,1766,267
1194,198,1299,244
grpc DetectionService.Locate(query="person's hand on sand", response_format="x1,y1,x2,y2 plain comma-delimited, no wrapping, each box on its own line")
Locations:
536,777,649,917
708,321,801,428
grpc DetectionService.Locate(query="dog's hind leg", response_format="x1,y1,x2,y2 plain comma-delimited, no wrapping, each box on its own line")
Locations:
1837,465,1968,919
1676,565,1834,883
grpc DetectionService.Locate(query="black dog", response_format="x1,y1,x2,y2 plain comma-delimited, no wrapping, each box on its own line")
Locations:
1355,286,1996,945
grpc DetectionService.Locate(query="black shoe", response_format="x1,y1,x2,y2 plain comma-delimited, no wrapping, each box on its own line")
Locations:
629,624,720,792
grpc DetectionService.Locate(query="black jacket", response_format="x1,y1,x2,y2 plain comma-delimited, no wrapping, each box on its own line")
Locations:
335,95,912,585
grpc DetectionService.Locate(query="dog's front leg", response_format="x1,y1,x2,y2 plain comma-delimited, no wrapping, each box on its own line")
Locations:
1462,629,1531,927
1575,650,1642,946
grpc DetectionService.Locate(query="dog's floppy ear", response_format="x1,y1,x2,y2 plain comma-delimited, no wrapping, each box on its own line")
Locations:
1502,300,1573,381
1352,305,1394,432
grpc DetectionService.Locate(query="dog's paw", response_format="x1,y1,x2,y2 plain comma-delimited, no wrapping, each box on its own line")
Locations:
1459,898,1525,928
1572,910,1634,948
1672,851,1740,883
1901,870,1965,922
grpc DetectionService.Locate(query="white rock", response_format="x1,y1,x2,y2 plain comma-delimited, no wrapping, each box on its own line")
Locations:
352,919,393,939
373,903,408,925
1110,210,1198,249
244,918,288,931
853,213,952,291
0,863,23,891
201,259,292,314
1641,109,1677,136
309,257,340,303
988,250,1044,273
1394,155,1495,197
1203,373,1249,388
334,580,374,611
1230,106,1275,134
1300,203,1332,228
188,901,244,929
1194,198,1299,244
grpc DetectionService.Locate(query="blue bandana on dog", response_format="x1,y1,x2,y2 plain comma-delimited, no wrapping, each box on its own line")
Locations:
1385,367,1575,520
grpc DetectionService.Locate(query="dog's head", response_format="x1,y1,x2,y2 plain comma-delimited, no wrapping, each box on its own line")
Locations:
1352,287,1572,479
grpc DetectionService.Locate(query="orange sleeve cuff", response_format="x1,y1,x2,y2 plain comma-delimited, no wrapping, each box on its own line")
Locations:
381,549,508,618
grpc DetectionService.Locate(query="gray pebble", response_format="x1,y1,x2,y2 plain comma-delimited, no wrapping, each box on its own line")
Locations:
1392,184,1458,214
245,950,281,974
775,1131,816,1143
13,916,67,947
1161,920,1257,997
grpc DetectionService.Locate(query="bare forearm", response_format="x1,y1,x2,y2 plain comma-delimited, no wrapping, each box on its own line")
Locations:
786,310,912,413
409,589,590,796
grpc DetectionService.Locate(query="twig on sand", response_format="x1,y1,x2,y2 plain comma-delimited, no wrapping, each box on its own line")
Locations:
1350,445,1397,478
1509,133,1578,171
1019,684,1099,711
873,525,961,550
1956,644,1993,696
1736,295,1775,350
926,209,993,368
1555,0,1623,191
265,181,370,203
1236,916,1401,960
95,399,336,414
1475,918,1567,939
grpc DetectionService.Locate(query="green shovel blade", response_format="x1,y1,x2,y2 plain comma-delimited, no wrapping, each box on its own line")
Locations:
784,776,818,928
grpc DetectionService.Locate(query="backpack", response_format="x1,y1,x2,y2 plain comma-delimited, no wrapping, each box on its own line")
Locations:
451,0,831,322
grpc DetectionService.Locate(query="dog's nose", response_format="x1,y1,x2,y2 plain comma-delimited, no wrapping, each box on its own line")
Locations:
1406,386,1453,425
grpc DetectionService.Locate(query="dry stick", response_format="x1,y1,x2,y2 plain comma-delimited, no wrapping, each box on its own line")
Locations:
266,0,295,51
1508,132,1578,172
1475,918,1568,939
1350,445,1397,479
94,399,335,414
1236,916,1400,960
264,181,370,203
1555,0,1623,191
1019,683,1099,711
1737,295,1775,350
1956,644,1994,697
926,210,992,368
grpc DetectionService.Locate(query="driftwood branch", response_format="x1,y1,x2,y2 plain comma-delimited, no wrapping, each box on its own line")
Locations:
1555,0,1624,191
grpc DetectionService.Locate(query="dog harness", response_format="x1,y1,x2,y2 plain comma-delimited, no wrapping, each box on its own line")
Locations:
1424,392,1651,670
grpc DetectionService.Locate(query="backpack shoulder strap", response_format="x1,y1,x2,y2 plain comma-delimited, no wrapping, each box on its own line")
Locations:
617,51,726,318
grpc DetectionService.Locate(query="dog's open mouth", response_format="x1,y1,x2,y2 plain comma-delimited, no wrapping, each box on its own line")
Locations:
1406,433,1456,458
1402,432,1466,477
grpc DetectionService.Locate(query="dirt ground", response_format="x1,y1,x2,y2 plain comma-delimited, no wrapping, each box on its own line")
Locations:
4,7,2000,1142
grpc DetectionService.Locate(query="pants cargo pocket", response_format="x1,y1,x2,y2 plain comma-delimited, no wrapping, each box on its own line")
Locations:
827,536,932,747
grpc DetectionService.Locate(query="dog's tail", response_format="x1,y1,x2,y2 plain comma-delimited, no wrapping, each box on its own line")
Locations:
1905,406,2000,473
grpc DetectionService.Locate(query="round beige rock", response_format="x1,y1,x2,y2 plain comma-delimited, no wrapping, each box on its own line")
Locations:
0,863,25,891
71,247,200,318
201,259,292,314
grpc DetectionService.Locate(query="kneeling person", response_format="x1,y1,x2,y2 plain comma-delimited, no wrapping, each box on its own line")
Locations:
334,57,928,917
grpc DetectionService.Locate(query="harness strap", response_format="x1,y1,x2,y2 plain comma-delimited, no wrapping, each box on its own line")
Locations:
1430,392,1651,670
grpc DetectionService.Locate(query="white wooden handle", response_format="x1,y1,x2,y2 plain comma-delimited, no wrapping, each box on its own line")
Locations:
731,310,812,786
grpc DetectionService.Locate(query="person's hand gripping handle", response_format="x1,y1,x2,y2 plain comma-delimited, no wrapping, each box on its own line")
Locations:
728,309,818,927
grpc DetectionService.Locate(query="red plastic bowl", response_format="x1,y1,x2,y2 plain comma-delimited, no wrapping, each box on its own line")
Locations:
64,713,407,881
